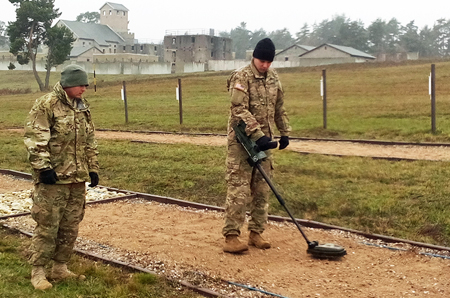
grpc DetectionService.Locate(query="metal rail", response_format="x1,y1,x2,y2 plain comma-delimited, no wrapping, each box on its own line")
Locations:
6,127,450,147
2,168,450,297
2,169,450,253
1,224,231,298
95,128,450,148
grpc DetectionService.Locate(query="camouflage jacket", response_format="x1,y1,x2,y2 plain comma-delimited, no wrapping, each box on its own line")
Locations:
24,82,99,184
226,59,291,143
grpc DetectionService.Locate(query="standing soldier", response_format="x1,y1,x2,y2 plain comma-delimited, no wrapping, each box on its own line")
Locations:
24,65,99,290
222,38,291,253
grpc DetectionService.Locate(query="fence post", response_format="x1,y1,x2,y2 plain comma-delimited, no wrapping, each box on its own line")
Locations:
93,64,97,92
178,78,183,125
430,64,436,133
122,81,128,123
322,69,327,129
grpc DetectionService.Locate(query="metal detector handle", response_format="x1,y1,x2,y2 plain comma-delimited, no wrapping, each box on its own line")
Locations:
254,162,314,246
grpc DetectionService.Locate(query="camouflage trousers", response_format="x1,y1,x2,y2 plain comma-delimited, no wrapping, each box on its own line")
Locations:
29,182,86,266
222,142,272,236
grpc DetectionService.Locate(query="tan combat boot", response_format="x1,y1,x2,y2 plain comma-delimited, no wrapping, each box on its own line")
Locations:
31,266,52,290
50,262,86,281
223,235,248,253
248,231,271,249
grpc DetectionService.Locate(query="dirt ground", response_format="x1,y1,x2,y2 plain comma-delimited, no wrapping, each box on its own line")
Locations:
93,130,450,161
2,130,450,297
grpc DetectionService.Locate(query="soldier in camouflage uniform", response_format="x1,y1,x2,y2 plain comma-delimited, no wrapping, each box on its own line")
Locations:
222,38,291,253
24,65,99,290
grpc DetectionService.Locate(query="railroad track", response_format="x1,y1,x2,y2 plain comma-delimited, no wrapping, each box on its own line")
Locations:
2,168,450,298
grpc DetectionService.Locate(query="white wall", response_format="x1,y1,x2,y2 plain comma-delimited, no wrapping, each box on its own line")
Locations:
1,51,374,75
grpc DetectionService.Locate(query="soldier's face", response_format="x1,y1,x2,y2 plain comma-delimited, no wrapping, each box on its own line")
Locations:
253,58,272,73
64,85,87,99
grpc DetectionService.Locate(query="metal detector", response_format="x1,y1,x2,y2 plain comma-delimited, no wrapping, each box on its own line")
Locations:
233,121,347,259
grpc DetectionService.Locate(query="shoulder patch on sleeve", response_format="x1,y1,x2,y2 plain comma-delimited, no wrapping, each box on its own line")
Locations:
234,83,245,91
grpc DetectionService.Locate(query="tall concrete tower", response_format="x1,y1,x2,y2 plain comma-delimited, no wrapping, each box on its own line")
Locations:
99,2,134,44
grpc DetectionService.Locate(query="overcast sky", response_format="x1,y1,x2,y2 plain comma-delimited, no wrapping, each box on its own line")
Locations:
2,0,449,43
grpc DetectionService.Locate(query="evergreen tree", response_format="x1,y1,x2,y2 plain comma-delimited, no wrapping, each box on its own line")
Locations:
76,11,100,23
295,23,311,45
7,0,74,91
229,22,251,59
399,21,421,53
268,28,294,50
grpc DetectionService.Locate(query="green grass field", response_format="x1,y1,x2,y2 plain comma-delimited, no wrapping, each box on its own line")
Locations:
0,228,201,298
1,60,450,295
2,59,450,141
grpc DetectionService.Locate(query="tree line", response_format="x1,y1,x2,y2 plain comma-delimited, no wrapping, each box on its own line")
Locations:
219,16,450,59
2,1,448,92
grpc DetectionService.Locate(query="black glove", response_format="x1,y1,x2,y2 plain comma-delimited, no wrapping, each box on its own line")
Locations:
89,172,99,187
256,136,278,151
279,136,289,150
39,169,58,184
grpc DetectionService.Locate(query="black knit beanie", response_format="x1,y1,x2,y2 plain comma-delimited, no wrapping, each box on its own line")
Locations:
60,65,89,88
253,38,275,62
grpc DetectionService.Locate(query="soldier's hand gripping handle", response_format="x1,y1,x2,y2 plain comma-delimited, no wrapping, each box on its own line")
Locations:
256,136,278,151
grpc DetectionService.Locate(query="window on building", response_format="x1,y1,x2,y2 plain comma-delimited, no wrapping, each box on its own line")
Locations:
109,10,112,15
117,10,119,15
140,45,143,51
154,46,157,51
172,38,176,45
114,49,116,53
285,57,289,61
192,37,195,43
82,42,85,46
87,58,90,62
123,11,126,16
103,49,105,53
103,10,105,15
131,46,135,51
211,38,214,44
123,46,126,51
211,51,214,58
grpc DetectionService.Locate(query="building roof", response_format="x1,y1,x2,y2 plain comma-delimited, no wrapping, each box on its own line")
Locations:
69,46,103,58
275,44,315,56
100,2,129,11
300,43,375,59
57,20,125,47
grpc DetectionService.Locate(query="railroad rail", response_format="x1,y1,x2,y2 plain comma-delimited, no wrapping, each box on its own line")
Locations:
95,128,450,148
2,168,450,297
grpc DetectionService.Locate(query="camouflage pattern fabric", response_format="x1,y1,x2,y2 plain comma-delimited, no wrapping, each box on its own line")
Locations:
29,183,86,266
223,142,272,236
226,60,291,143
24,82,98,266
222,60,291,236
24,82,99,184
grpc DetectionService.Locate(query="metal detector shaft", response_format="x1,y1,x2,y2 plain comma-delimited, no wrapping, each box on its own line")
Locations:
254,162,315,246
